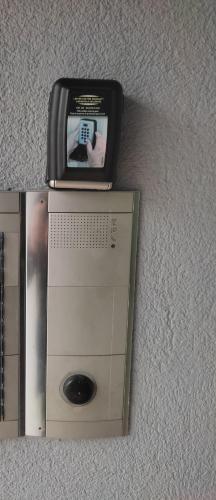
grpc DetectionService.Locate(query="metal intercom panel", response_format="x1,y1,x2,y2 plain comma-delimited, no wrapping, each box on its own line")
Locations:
0,193,20,439
0,191,139,440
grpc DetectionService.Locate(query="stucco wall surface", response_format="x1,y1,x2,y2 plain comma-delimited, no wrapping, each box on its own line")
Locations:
1,1,216,499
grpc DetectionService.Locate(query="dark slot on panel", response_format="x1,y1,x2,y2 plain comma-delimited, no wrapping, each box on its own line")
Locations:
0,232,4,421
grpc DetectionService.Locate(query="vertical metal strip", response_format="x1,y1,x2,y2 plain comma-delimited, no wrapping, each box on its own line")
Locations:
123,192,140,435
25,192,48,436
0,232,4,421
19,193,26,436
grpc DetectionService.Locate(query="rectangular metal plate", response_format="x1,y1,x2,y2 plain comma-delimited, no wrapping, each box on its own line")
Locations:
47,286,129,356
0,195,20,439
46,355,125,422
48,191,134,213
25,192,48,437
0,193,20,213
48,213,133,287
46,191,139,439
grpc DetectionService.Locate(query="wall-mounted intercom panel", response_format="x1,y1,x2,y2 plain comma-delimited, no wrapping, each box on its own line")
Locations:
0,193,20,439
46,191,138,439
0,190,139,440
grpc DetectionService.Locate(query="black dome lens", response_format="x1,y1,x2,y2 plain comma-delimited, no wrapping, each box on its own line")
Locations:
63,374,96,405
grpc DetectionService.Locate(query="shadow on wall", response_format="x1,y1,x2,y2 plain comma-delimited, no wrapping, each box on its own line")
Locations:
116,96,192,208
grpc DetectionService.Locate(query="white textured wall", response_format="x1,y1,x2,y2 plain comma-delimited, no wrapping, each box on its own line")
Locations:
1,1,216,499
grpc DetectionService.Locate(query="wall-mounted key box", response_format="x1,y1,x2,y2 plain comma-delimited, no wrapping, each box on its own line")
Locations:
0,190,139,440
46,78,123,191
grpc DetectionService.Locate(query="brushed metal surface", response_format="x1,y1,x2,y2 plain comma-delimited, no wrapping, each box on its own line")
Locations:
47,286,129,356
46,354,125,422
0,421,18,439
48,190,134,213
123,191,140,434
0,214,20,232
46,420,123,439
0,197,21,438
4,286,19,355
25,192,48,437
49,180,112,190
46,191,139,439
48,213,133,287
0,193,20,213
4,355,19,420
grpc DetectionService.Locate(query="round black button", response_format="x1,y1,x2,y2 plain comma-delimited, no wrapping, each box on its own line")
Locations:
63,374,96,405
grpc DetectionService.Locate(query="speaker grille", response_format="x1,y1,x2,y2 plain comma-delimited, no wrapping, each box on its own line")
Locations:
49,213,111,249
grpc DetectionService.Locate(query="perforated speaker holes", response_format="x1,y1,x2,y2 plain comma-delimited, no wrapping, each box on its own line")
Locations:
49,213,113,249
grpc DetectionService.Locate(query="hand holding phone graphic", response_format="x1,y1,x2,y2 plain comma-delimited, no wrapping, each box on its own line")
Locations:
87,132,106,168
